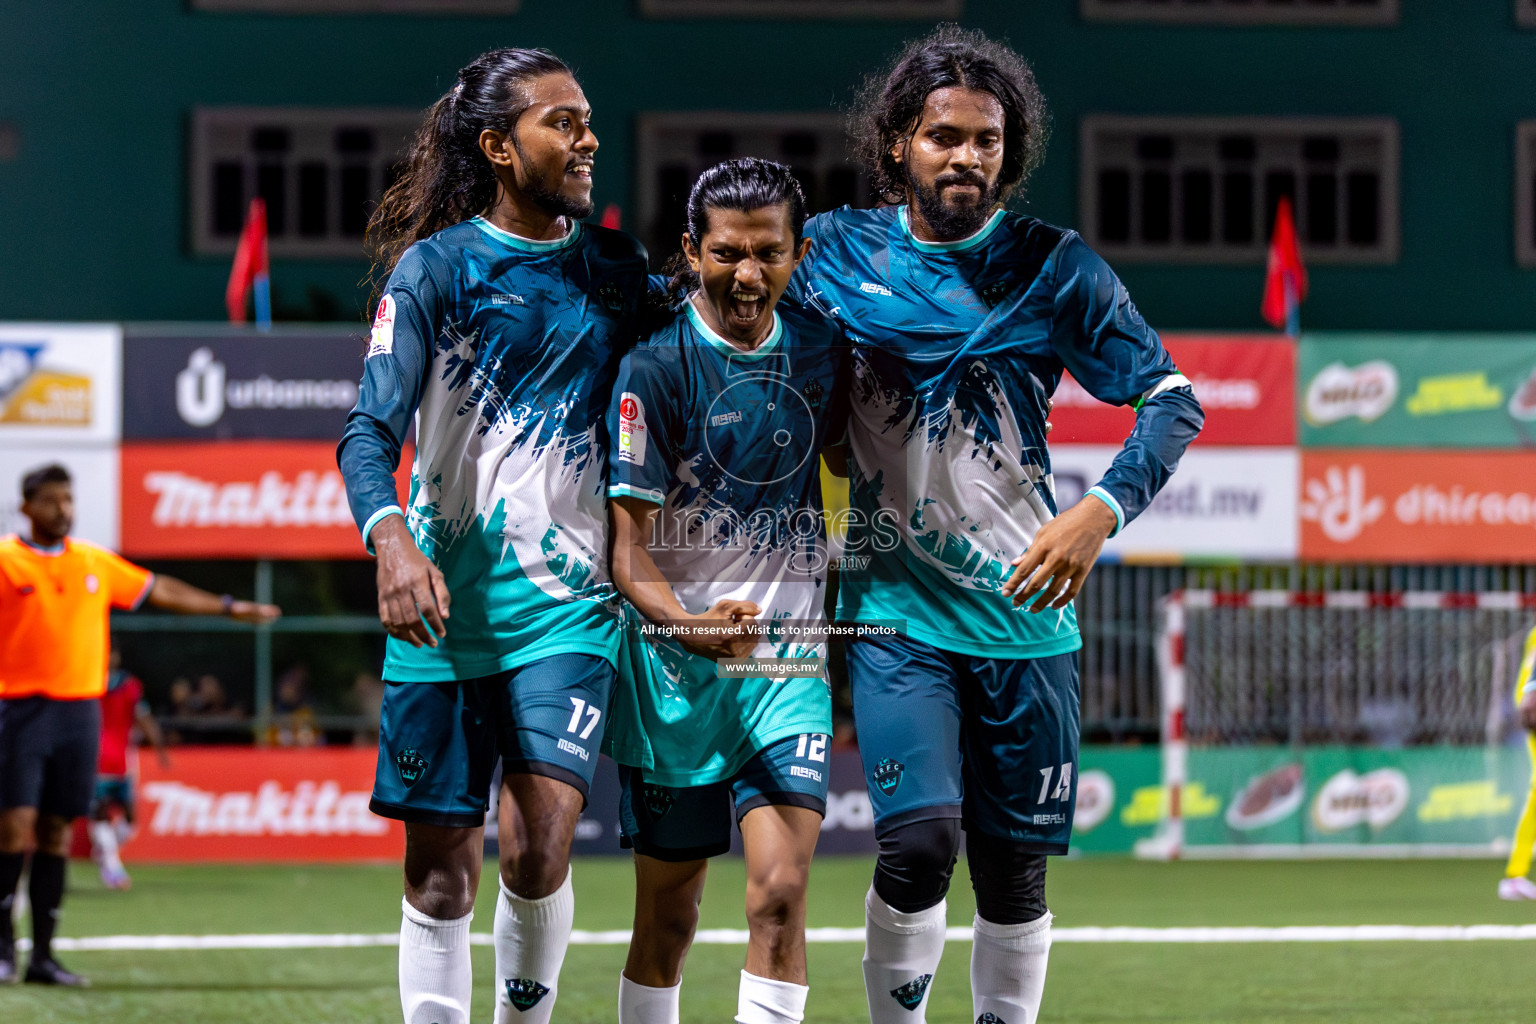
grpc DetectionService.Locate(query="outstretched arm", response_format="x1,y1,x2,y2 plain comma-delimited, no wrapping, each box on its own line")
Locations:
145,575,280,624
133,705,172,768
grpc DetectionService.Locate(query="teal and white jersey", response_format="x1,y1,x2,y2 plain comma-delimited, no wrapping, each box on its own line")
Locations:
338,217,649,682
604,299,847,785
793,206,1202,660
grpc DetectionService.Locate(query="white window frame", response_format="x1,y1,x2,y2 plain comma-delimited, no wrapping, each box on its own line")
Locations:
192,0,519,11
1079,115,1400,266
189,106,420,260
1081,0,1396,25
640,0,960,17
634,111,865,259
1516,122,1536,267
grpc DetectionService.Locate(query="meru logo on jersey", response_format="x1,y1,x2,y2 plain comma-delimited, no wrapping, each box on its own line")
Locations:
978,280,1014,309
395,749,428,787
873,758,905,796
504,978,550,1011
890,974,932,1010
598,280,626,313
977,1014,1009,1024
643,785,675,820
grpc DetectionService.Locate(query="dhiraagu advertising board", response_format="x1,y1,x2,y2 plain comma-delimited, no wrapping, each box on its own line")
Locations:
1300,334,1536,448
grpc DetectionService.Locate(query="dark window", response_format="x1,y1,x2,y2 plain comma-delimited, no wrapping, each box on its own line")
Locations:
256,163,286,237
338,166,370,236
1181,170,1213,243
1306,173,1337,244
1098,169,1132,243
298,162,328,237
1346,172,1380,245
1264,171,1297,237
1222,171,1254,244
1140,170,1172,244
212,162,245,236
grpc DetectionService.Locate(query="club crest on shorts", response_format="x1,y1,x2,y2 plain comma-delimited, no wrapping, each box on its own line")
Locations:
504,977,550,1011
394,748,428,786
977,1014,1009,1024
643,784,674,819
598,280,626,312
890,974,932,1010
873,758,905,796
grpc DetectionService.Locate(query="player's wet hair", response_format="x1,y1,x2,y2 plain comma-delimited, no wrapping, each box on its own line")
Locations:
21,463,70,502
367,47,575,288
848,24,1050,207
662,158,808,303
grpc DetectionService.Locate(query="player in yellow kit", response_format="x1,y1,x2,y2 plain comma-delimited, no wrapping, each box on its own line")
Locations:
1501,625,1536,900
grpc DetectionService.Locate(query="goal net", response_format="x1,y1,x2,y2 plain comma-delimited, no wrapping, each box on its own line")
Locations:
1136,590,1536,859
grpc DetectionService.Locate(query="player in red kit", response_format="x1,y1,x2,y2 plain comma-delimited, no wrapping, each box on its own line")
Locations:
88,649,169,891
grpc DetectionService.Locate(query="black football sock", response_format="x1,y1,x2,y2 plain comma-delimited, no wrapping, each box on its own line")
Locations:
28,853,66,963
0,851,24,956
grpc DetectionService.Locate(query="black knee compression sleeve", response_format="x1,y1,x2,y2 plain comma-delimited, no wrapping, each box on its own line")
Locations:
872,818,961,913
967,831,1048,925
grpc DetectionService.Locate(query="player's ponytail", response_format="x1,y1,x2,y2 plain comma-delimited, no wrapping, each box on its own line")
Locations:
664,158,808,303
366,47,574,295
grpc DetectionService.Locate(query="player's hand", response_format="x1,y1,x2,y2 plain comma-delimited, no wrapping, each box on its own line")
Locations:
371,514,450,648
1520,691,1536,733
228,600,281,625
679,599,761,661
1001,494,1118,612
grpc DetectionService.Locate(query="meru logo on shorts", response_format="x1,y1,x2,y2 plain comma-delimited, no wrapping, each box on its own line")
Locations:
977,1014,1009,1024
873,758,905,796
890,974,932,1010
598,280,626,313
395,748,428,787
505,977,550,1010
643,785,675,820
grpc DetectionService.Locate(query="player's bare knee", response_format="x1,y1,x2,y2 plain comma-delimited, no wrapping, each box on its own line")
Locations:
405,865,476,919
873,817,961,913
499,840,571,899
745,862,808,931
0,808,36,852
967,831,1048,925
35,814,72,856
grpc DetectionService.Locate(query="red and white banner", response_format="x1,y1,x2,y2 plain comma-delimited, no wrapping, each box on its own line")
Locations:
120,441,409,559
127,748,403,863
1301,450,1536,562
1050,335,1295,447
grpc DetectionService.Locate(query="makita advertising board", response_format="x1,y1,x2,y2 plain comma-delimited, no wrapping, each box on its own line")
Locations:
123,328,364,440
125,748,404,863
119,441,410,559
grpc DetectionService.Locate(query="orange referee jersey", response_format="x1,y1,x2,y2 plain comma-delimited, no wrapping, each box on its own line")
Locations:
0,535,154,700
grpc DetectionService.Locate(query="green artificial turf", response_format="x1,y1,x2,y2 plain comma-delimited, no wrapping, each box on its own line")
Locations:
1,856,1533,1023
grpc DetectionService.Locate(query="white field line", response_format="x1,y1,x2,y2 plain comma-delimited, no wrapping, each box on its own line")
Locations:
21,924,1536,953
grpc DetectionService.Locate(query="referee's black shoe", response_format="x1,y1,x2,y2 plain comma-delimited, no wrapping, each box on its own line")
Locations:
24,957,89,987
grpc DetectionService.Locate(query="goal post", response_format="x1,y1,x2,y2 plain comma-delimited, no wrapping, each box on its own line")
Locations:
1135,589,1536,860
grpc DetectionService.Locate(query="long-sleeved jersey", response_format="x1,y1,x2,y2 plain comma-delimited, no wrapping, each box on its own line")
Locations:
337,216,649,681
793,205,1203,659
603,299,847,783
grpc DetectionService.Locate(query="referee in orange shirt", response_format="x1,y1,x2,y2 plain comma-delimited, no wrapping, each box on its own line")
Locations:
0,464,280,986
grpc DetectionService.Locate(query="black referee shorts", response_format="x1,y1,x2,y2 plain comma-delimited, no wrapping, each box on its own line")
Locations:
0,696,101,819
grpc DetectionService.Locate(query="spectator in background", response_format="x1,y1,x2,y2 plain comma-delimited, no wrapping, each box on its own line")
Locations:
89,647,170,891
350,671,384,748
267,665,318,748
0,463,280,986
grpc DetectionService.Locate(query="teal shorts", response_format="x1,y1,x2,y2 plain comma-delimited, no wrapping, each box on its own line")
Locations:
370,654,615,828
618,732,830,862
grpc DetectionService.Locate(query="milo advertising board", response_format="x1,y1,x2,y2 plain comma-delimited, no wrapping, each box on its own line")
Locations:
1299,334,1536,448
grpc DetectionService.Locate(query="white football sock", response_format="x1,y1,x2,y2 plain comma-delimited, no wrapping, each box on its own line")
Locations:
971,911,1053,1024
862,886,947,1024
398,898,473,1024
736,970,808,1024
493,869,574,1024
619,972,682,1024
89,821,123,874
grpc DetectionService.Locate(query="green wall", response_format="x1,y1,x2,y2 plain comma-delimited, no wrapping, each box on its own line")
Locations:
1,1,1530,329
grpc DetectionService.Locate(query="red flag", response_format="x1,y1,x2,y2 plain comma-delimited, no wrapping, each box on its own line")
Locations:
226,198,271,326
599,203,622,230
1261,196,1306,333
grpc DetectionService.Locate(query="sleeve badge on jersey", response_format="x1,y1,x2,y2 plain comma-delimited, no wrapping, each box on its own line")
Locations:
367,294,396,358
618,391,647,467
